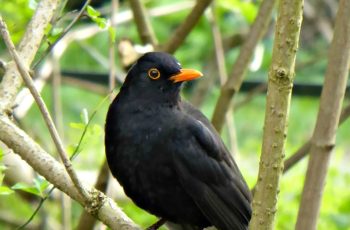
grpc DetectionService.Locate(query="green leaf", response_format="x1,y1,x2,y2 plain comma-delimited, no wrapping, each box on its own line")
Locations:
90,124,102,136
87,5,101,18
11,182,42,197
218,0,258,23
0,147,3,161
109,26,117,43
34,176,49,196
0,164,7,184
44,23,53,35
0,186,14,195
94,17,107,29
0,173,4,185
70,122,85,130
51,27,64,37
86,6,107,29
47,29,62,44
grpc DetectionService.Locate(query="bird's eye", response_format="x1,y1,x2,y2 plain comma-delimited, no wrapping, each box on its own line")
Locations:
147,68,161,80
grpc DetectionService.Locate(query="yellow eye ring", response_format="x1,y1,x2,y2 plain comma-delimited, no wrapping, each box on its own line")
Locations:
147,68,161,80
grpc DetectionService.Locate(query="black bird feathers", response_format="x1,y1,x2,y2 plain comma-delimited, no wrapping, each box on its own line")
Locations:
105,52,252,230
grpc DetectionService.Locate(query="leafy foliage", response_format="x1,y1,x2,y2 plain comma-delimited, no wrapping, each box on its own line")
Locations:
11,176,49,198
0,0,349,229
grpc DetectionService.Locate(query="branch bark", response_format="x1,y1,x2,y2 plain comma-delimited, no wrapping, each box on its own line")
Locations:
211,0,276,133
283,102,350,173
207,6,239,156
162,0,212,54
129,0,158,47
0,17,89,203
249,0,304,229
0,0,60,114
0,115,140,230
295,0,350,229
76,161,111,230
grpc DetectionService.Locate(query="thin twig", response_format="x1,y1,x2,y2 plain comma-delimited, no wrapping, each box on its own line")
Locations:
234,83,267,110
17,186,55,230
146,218,166,230
0,116,140,229
76,161,110,230
207,5,239,156
129,0,158,47
51,53,71,230
283,102,350,173
0,17,89,203
162,0,213,54
208,5,227,83
17,94,110,229
0,0,61,114
32,0,92,69
109,0,119,100
211,0,276,133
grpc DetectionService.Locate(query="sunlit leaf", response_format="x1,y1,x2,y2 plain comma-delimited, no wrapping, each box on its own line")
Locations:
34,176,49,196
217,0,258,23
109,26,117,43
0,147,4,161
87,5,101,18
11,182,41,197
86,6,107,29
70,122,85,130
0,186,14,195
94,17,107,29
44,23,53,35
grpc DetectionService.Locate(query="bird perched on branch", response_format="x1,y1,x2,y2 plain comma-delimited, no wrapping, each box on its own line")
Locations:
105,52,252,230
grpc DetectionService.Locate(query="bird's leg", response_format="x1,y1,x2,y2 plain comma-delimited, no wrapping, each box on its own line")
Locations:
146,218,166,230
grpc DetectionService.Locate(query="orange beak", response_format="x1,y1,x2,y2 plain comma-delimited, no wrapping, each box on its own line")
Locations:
169,69,203,83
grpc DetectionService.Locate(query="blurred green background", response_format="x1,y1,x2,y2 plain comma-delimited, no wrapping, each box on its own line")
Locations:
0,0,349,229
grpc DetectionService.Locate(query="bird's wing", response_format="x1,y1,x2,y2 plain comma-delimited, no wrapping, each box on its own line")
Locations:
170,114,252,230
181,101,252,202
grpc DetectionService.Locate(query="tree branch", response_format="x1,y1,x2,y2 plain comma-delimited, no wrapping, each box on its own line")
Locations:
249,0,304,229
207,5,238,156
76,1,119,228
129,0,158,47
76,161,110,230
295,0,350,229
0,17,89,203
0,0,60,114
32,0,92,69
211,0,276,133
0,115,140,230
162,0,212,54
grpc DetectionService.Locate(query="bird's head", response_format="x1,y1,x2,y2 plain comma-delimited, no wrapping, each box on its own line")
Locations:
121,52,203,103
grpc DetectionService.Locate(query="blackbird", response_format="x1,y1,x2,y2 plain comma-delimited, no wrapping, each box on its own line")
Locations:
105,52,252,230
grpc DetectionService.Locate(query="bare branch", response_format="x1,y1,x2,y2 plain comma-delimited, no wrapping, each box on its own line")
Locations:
129,0,158,47
0,116,140,230
211,0,276,133
249,0,304,229
32,0,92,69
296,0,350,229
0,18,89,203
162,0,213,54
283,141,311,173
76,1,119,228
0,0,60,114
207,6,238,156
109,0,119,99
76,161,110,230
